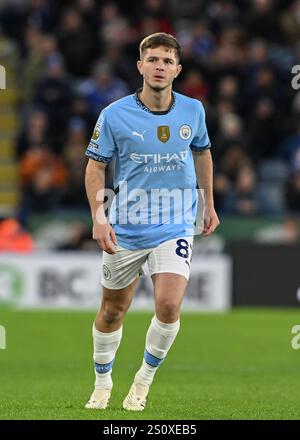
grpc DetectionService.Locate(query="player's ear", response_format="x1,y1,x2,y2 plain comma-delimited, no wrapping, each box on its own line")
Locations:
137,60,143,75
174,64,182,78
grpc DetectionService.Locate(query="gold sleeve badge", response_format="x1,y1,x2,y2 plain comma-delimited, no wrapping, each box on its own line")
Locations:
92,124,101,141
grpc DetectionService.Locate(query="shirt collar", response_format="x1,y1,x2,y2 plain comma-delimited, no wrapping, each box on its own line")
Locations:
134,88,176,115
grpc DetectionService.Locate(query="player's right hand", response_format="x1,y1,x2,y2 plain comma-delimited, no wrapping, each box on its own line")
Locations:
92,222,118,254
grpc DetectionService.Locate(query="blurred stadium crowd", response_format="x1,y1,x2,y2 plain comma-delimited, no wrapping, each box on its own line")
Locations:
1,0,300,249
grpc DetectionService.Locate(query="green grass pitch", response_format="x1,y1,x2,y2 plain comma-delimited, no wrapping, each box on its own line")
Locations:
0,308,300,420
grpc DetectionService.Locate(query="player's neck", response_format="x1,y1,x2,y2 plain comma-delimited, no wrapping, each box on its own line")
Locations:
139,87,173,112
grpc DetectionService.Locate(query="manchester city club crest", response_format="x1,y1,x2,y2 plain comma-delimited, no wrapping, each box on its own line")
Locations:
92,124,101,141
103,264,111,280
157,126,170,143
179,124,192,140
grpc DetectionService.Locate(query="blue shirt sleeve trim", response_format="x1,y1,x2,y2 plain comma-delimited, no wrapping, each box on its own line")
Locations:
85,150,113,163
190,143,211,152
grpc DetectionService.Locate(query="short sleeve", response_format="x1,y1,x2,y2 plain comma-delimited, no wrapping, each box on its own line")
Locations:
85,109,117,163
190,102,211,152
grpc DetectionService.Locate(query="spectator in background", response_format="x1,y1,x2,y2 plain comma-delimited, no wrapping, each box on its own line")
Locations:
33,52,73,150
56,221,97,251
79,60,129,116
215,75,240,109
223,164,265,216
102,43,141,91
244,0,282,43
247,65,282,108
278,123,300,163
214,144,251,213
98,2,130,49
168,0,201,20
20,144,66,188
19,145,67,223
285,170,300,215
214,112,245,160
175,25,203,75
0,1,28,41
210,26,244,81
213,173,231,215
68,94,95,139
60,117,89,209
214,97,235,116
21,25,44,104
22,30,59,104
132,1,171,40
205,0,239,35
218,144,251,183
57,8,97,78
192,20,215,60
138,17,162,41
280,0,300,45
76,0,99,38
245,38,269,78
16,109,49,157
24,0,55,33
180,69,210,101
247,97,283,162
138,0,173,36
0,218,34,252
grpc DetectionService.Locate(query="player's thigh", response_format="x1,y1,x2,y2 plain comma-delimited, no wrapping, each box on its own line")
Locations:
148,237,193,314
100,278,139,313
95,279,139,330
152,272,188,309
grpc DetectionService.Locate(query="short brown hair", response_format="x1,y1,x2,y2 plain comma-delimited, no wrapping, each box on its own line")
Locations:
139,32,181,62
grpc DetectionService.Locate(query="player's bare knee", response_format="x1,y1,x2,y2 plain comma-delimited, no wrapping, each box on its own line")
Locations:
156,301,180,322
101,307,126,325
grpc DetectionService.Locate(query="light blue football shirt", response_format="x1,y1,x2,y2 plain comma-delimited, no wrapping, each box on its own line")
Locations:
85,91,211,250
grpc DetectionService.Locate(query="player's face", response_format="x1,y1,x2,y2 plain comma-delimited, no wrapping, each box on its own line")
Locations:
137,46,182,91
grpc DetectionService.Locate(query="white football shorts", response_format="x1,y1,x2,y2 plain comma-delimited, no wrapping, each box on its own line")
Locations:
101,236,193,289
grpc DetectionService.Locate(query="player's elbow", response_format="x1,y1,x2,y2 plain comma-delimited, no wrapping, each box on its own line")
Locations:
86,158,107,174
85,159,106,185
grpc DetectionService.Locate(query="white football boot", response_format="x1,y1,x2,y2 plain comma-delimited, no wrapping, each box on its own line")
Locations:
85,388,111,409
123,376,149,411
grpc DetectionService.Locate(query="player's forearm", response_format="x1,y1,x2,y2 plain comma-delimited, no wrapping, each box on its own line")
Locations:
193,149,215,207
85,160,107,224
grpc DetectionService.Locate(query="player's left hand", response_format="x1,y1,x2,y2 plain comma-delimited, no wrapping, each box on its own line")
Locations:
203,205,220,237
